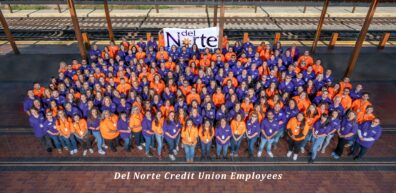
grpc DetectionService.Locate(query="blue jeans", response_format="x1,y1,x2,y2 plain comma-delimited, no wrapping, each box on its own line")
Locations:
321,133,334,151
165,137,177,155
231,136,242,154
273,128,285,144
259,137,274,153
92,131,103,151
311,136,325,160
60,135,77,150
301,130,313,149
49,135,62,149
132,131,143,146
122,136,131,150
216,143,229,157
184,144,196,161
155,134,164,156
247,136,258,155
200,141,212,157
143,135,154,153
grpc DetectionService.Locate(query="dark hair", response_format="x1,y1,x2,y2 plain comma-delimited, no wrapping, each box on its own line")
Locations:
201,119,213,137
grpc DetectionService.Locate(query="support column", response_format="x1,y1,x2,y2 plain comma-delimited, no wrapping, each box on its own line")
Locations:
311,0,329,53
0,9,19,54
7,4,13,14
57,4,62,13
344,0,379,78
104,0,115,43
218,0,225,48
155,5,159,13
67,0,87,60
213,4,218,27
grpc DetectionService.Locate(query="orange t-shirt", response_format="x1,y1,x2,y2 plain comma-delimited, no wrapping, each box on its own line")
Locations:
198,126,215,143
181,126,199,145
71,119,88,138
286,117,309,141
230,120,247,136
129,113,143,132
100,115,120,140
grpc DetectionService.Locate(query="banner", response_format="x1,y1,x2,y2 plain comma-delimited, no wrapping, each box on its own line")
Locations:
163,27,219,49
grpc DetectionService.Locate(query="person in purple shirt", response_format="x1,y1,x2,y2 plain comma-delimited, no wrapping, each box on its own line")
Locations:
321,111,341,154
29,108,52,152
284,99,299,121
246,112,260,159
43,111,62,153
142,111,154,157
23,90,35,116
351,118,382,160
88,108,106,155
117,112,131,151
278,75,295,94
258,111,280,158
313,91,333,106
215,118,232,159
332,111,358,159
116,98,131,116
309,114,332,163
350,84,363,100
272,103,287,145
189,108,203,127
202,103,216,124
163,111,181,161
215,105,227,123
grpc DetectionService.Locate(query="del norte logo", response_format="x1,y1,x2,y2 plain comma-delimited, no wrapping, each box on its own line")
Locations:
164,27,219,49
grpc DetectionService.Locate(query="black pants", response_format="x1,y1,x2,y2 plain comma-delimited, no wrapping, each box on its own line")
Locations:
287,136,303,154
76,135,92,150
352,143,369,159
334,138,349,156
106,138,117,151
39,135,53,150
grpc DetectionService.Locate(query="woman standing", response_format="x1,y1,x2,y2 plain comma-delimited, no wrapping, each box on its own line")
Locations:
331,111,358,160
246,112,260,159
88,108,107,155
71,114,93,156
309,114,331,163
56,110,77,155
129,107,143,150
199,119,214,160
142,111,154,157
230,113,246,158
163,111,181,161
320,111,340,153
100,110,119,152
286,113,309,161
215,118,232,159
182,119,199,162
152,111,164,160
117,112,132,152
258,111,280,158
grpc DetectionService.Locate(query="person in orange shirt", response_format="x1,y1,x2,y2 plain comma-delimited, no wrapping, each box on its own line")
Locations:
259,44,271,61
222,71,238,87
210,49,225,62
241,98,253,115
339,77,353,93
156,47,169,61
181,119,199,162
56,110,77,155
300,104,320,153
100,110,119,152
129,107,143,150
199,54,211,68
186,88,201,105
33,82,45,97
230,114,247,158
224,47,236,62
351,92,372,114
179,80,192,96
116,78,131,96
164,57,176,71
357,106,375,125
199,119,215,160
135,47,146,60
158,31,165,48
71,114,93,156
108,41,119,58
286,112,310,161
312,59,324,75
152,111,165,160
336,88,353,110
150,74,165,95
212,87,225,107
160,100,175,118
293,92,311,112
297,50,314,66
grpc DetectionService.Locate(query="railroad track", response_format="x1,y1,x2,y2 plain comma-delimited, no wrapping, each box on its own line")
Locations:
1,17,396,41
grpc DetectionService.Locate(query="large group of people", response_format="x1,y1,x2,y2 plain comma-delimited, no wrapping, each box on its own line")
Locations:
24,34,382,163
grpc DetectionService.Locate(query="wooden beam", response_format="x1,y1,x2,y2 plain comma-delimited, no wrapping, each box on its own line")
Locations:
254,6,257,13
274,32,281,45
82,32,90,50
0,9,19,54
328,32,338,49
155,5,159,13
311,0,329,53
104,0,115,43
218,0,225,49
67,0,87,60
243,32,249,43
344,0,379,78
57,4,62,13
378,32,390,49
213,5,218,27
7,4,13,14
303,5,307,13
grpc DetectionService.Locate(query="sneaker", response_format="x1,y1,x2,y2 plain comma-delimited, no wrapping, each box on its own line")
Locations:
102,144,108,149
137,146,143,150
233,153,239,157
146,152,153,157
142,143,146,147
331,152,340,160
173,149,178,156
293,154,298,161
89,148,94,154
176,146,179,151
300,148,305,153
57,149,62,154
83,150,87,156
73,149,78,154
98,150,106,155
287,151,293,158
69,151,74,155
64,147,69,151
321,149,326,154
268,152,274,158
169,154,176,161
257,151,262,157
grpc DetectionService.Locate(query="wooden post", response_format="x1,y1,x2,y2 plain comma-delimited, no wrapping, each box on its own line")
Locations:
328,32,338,49
352,3,356,13
67,0,87,60
0,9,19,54
104,0,115,43
243,32,249,43
274,32,281,45
213,5,218,27
82,32,90,50
7,4,13,14
155,5,159,13
218,0,225,48
254,6,257,13
311,0,329,53
344,0,379,78
303,5,307,13
57,4,62,13
378,32,390,49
